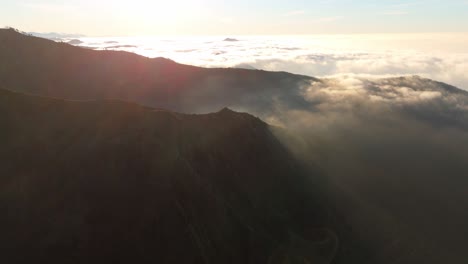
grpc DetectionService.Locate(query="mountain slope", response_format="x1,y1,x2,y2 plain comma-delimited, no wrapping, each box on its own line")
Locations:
0,89,338,264
3,28,468,264
0,28,314,114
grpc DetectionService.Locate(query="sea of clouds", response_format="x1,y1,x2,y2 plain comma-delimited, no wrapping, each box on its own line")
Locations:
66,33,468,90
265,75,468,264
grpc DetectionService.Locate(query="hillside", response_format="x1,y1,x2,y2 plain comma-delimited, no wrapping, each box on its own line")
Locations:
3,28,468,264
0,89,340,264
0,28,314,114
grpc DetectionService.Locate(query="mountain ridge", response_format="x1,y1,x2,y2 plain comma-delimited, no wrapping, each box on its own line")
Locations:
0,87,341,264
0,28,315,114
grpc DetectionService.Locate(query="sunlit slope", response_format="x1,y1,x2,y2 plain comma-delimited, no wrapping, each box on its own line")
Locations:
0,28,314,114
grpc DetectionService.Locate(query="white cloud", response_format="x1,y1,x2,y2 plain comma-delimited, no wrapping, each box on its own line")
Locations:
315,16,344,23
381,10,409,15
283,10,306,17
75,34,468,90
388,2,420,8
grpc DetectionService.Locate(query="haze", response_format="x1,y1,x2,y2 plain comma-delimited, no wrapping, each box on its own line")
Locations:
1,0,468,36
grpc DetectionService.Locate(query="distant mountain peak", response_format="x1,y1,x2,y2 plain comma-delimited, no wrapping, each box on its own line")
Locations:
219,107,235,113
217,107,250,118
223,38,239,42
1,27,25,36
1,27,85,41
151,57,176,64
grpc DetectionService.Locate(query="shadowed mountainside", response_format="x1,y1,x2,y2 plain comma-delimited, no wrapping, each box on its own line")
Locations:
0,89,342,264
3,28,468,264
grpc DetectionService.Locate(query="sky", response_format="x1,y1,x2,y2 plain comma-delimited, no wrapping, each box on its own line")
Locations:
1,0,468,36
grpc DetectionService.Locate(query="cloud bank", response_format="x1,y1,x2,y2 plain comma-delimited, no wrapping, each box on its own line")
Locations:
70,34,468,90
267,75,468,264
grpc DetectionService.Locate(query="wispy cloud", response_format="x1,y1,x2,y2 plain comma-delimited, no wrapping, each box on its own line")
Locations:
389,2,419,8
381,2,418,16
381,10,409,16
283,10,306,17
315,16,344,23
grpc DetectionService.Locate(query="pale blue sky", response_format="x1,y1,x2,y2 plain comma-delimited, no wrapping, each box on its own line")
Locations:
1,0,467,35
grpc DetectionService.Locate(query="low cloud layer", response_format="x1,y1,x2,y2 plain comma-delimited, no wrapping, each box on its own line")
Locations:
267,76,468,129
266,75,468,264
71,34,468,90
251,52,468,90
